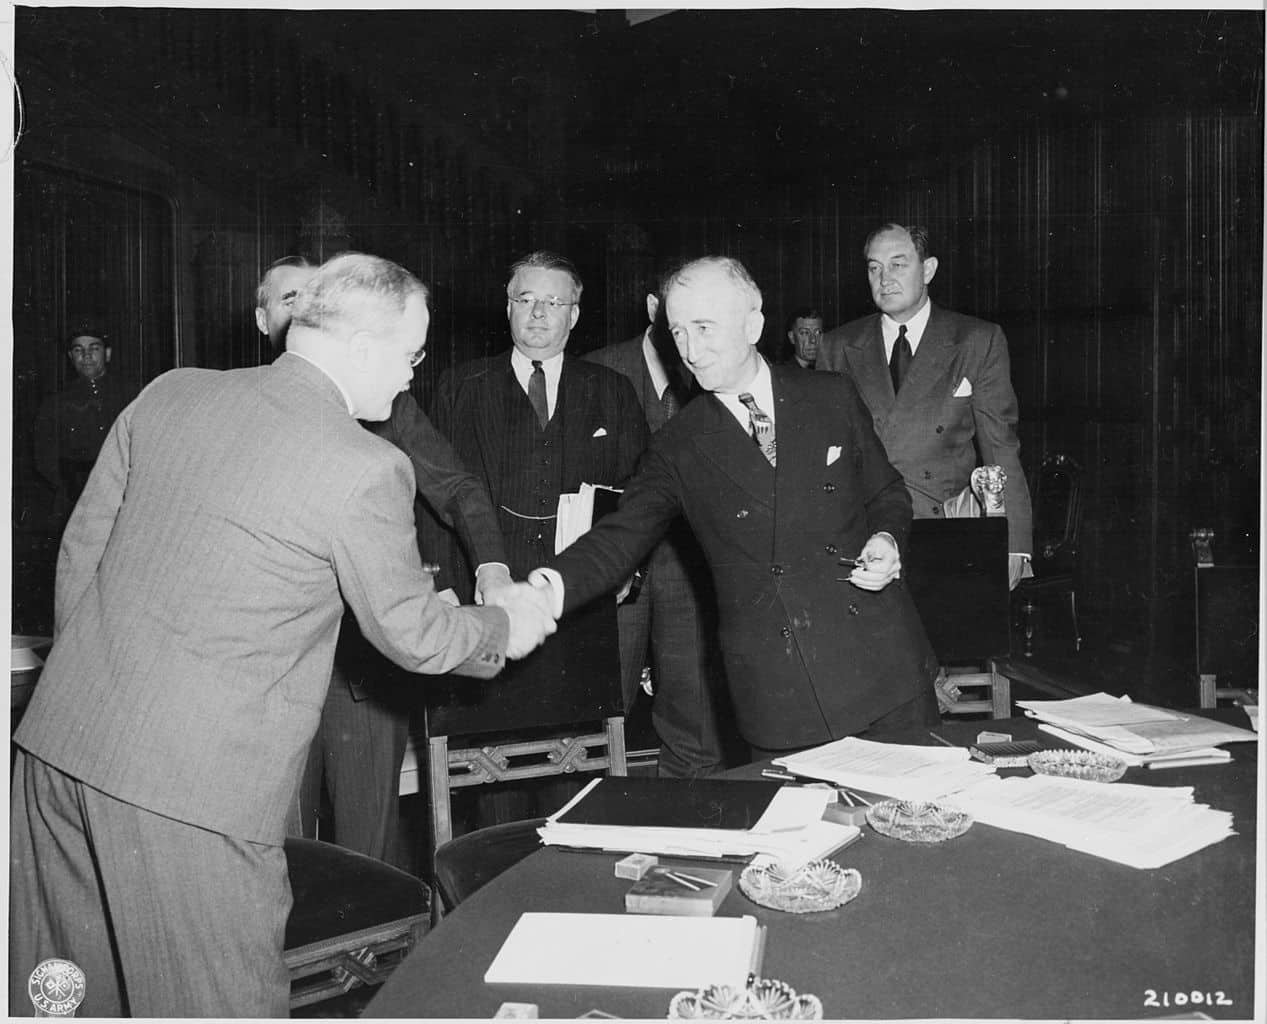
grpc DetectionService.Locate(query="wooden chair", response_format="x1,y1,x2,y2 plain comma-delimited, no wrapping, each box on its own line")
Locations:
1191,528,1259,708
1014,454,1084,656
397,614,627,912
905,517,1012,718
283,837,429,1010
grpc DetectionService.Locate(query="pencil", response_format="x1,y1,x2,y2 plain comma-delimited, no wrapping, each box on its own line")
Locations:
660,870,702,891
838,789,855,807
846,789,873,807
927,731,957,747
665,869,716,887
761,769,797,781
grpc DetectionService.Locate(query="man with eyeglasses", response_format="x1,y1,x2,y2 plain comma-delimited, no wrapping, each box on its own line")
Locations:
254,256,513,870
10,253,555,1017
426,250,645,811
33,324,140,522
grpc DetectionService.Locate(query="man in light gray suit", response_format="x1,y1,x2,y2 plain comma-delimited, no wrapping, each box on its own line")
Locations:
817,224,1033,587
9,253,555,1018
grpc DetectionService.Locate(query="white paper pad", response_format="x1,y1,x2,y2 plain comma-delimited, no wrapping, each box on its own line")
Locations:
484,913,764,989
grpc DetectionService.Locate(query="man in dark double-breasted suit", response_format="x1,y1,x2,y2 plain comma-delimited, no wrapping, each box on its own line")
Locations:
427,251,646,748
818,223,1033,586
535,257,939,757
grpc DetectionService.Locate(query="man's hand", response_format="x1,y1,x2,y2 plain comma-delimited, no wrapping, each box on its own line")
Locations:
486,581,558,659
473,563,513,606
848,532,902,591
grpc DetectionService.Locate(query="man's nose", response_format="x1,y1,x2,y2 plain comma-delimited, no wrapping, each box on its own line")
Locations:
530,300,547,318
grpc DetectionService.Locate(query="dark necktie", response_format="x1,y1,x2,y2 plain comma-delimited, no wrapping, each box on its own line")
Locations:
738,393,777,467
889,324,912,396
528,360,549,428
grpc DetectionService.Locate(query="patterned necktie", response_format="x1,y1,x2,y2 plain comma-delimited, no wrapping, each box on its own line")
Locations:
889,324,912,396
738,393,777,467
661,385,680,420
528,360,549,428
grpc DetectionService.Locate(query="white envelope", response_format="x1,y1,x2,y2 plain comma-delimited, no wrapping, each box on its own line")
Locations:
592,427,608,438
826,445,842,466
953,377,973,398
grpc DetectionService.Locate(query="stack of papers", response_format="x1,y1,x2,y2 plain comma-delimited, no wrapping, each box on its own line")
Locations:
774,737,997,800
539,778,860,871
1017,693,1257,766
555,483,621,553
949,773,1236,868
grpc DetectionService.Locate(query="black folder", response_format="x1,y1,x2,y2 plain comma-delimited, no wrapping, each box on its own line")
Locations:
553,777,783,831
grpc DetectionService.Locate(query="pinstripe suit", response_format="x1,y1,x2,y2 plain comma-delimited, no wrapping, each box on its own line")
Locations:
426,352,646,730
10,354,508,1017
817,304,1033,554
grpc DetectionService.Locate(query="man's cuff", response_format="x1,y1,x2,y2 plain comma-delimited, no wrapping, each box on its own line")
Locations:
874,531,899,553
1008,553,1032,561
475,561,511,578
528,567,566,618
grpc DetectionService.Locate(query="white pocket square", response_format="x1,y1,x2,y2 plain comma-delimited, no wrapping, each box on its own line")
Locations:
592,427,608,438
826,445,842,466
953,377,973,398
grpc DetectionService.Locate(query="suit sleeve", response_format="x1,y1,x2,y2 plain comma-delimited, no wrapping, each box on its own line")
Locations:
548,441,680,613
815,328,850,375
331,449,509,679
373,392,508,567
838,375,915,551
969,324,1033,554
52,397,135,638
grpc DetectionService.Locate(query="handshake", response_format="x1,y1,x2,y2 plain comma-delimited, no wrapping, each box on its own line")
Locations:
474,566,562,660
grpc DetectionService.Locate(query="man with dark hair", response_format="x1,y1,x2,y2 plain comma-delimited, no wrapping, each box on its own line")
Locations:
32,325,139,518
818,223,1033,587
10,253,555,1018
255,255,317,353
252,257,513,868
584,287,733,777
428,250,646,785
532,256,939,759
784,306,824,369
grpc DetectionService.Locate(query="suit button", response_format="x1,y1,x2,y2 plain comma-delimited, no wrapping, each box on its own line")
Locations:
736,509,749,518
543,440,552,447
823,482,836,493
936,425,944,434
932,506,941,515
780,626,792,638
848,604,860,615
923,470,932,480
771,564,784,576
825,544,838,555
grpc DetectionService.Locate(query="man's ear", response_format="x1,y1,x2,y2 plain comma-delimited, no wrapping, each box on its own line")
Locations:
346,330,373,370
746,309,765,346
922,256,939,286
255,308,268,336
103,346,113,364
568,303,581,332
645,293,659,325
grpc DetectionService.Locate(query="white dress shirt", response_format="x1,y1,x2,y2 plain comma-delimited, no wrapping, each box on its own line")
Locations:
510,348,564,420
881,297,933,362
714,358,775,432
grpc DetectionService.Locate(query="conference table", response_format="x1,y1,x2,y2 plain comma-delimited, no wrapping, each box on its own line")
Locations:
367,712,1260,1020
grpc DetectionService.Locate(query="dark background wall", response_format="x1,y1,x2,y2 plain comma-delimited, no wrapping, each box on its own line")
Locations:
8,8,1262,689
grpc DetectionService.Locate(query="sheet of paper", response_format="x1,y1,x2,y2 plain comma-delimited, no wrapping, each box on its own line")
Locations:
484,913,763,989
774,737,995,800
1017,692,1180,729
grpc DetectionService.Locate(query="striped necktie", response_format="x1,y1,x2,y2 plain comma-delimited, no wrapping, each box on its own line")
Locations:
528,360,549,428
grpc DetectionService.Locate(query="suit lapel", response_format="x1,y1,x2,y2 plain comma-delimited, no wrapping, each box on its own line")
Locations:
692,394,774,506
771,367,813,557
475,355,513,476
895,303,956,411
846,316,895,414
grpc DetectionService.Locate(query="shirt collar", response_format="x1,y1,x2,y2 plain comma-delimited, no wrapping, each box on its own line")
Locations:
714,356,775,429
640,328,671,398
882,297,933,353
287,350,355,415
510,347,564,383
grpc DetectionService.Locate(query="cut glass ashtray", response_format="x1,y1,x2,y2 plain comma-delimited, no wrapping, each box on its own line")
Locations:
866,799,973,843
668,977,823,1020
738,859,861,914
1027,748,1127,783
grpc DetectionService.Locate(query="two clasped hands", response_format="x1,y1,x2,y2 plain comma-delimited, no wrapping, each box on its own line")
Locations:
469,529,903,663
470,564,559,660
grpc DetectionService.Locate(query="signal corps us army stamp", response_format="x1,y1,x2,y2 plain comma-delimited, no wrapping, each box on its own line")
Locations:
27,958,86,1017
